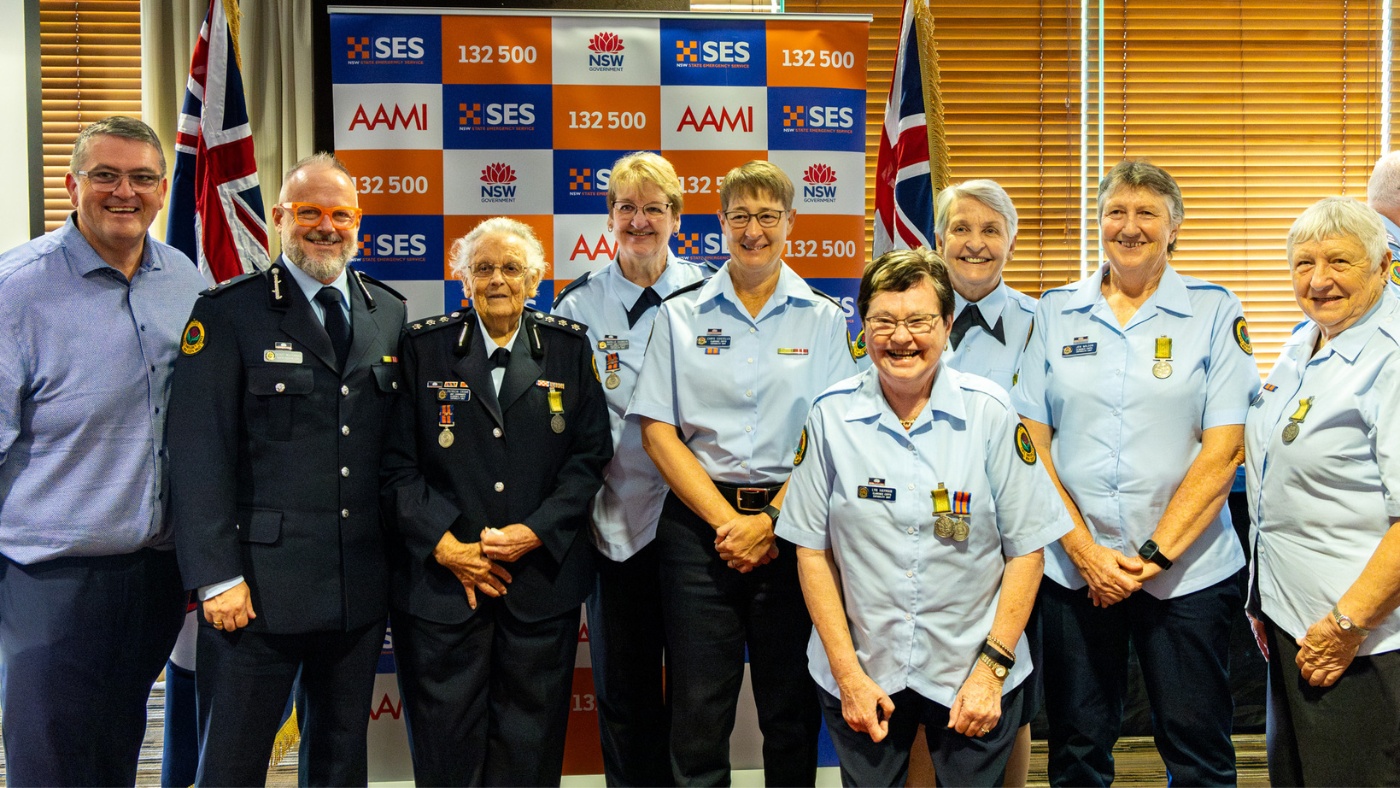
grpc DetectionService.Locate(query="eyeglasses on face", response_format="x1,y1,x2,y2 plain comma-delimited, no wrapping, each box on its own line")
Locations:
613,202,671,219
75,169,162,194
470,262,528,280
865,314,941,337
279,202,363,230
722,209,786,228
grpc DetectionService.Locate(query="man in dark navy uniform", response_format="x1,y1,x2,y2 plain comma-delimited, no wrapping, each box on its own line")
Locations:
168,153,406,786
382,217,610,786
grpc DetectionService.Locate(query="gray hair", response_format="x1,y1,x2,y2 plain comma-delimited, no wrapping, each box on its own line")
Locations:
1286,196,1388,272
279,153,354,201
70,116,166,175
1098,160,1184,252
448,216,548,282
935,179,1019,240
1368,152,1400,211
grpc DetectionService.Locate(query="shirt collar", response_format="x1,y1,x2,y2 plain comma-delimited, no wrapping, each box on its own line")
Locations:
954,280,1008,324
281,254,351,307
1304,293,1397,364
63,212,162,278
698,260,815,310
475,312,524,351
844,362,967,428
1062,263,1194,318
604,249,690,309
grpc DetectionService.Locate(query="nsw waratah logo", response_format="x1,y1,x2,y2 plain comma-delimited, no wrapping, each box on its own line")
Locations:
588,32,625,71
802,164,838,202
480,163,518,203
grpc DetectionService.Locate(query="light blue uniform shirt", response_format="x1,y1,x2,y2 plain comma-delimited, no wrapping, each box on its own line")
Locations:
0,215,204,563
942,281,1037,392
1377,211,1400,300
1011,265,1259,599
553,251,713,560
627,261,857,485
779,365,1070,708
1246,296,1400,656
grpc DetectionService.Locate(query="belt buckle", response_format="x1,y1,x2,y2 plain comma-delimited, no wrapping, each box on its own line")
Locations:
735,487,768,513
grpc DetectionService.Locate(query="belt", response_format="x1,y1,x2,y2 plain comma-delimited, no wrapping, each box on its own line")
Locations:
712,481,782,513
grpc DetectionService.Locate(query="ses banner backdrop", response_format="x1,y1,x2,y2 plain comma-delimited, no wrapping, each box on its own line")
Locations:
329,7,869,779
329,7,870,323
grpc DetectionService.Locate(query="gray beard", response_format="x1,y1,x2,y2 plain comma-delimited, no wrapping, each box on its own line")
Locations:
284,243,353,283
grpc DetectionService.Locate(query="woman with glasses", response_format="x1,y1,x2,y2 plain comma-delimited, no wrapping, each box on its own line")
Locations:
779,248,1068,786
381,216,612,785
1011,160,1259,786
628,160,858,785
550,151,713,785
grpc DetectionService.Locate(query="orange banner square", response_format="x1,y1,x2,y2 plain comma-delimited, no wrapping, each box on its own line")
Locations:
783,213,866,279
338,149,443,216
662,149,767,216
442,15,552,85
552,85,661,151
765,21,868,90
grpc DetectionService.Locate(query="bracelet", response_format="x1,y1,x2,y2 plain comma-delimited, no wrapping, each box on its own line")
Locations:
986,634,1014,658
977,652,1009,680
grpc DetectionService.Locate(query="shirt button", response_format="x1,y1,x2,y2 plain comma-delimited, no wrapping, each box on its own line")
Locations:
341,509,350,519
494,481,504,492
341,425,350,436
493,428,503,438
392,381,399,390
340,467,350,477
907,444,915,452
750,327,757,334
740,461,748,469
341,385,350,396
905,613,913,621
150,365,155,372
746,390,754,397
747,357,754,363
906,570,914,578
907,527,915,534
275,382,286,393
1110,489,1118,497
745,425,753,432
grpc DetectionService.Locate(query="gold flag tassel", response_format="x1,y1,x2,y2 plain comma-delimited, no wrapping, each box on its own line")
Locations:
269,707,300,767
913,0,949,195
222,0,245,72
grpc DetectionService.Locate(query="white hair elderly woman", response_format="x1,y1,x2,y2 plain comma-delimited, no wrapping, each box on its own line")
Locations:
1245,196,1400,785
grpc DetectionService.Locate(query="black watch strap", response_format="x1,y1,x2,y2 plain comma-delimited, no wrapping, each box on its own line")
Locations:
980,642,1014,669
762,504,781,526
1138,539,1173,570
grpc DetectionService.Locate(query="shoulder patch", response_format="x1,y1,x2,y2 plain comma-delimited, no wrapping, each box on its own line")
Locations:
199,271,260,298
551,271,592,309
793,427,808,467
532,311,590,337
662,279,706,303
849,327,867,361
356,270,408,304
408,311,467,335
1014,423,1038,465
1233,316,1253,355
180,318,206,355
1389,259,1400,287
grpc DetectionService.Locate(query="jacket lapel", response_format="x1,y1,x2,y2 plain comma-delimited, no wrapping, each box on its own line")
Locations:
274,262,337,373
453,315,503,429
498,323,541,414
344,270,379,374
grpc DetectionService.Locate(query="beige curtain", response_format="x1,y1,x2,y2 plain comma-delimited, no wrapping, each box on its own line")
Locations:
142,0,316,258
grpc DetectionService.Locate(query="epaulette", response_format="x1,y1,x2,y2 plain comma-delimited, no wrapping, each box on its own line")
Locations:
807,285,843,309
354,269,408,308
662,279,706,302
408,310,468,335
551,271,591,309
530,311,590,337
199,270,260,298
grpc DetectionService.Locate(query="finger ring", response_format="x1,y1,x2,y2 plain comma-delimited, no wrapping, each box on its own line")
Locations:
979,727,990,735
214,621,224,629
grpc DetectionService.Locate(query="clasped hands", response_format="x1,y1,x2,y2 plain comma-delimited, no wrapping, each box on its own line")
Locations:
434,524,542,608
715,512,778,573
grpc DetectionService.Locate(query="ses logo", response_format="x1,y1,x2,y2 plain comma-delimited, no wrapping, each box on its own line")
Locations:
565,166,610,197
802,164,838,203
459,102,536,128
359,232,428,259
671,215,728,267
348,102,429,132
781,104,856,131
676,105,755,133
480,163,518,203
674,39,750,66
346,35,426,65
588,32,625,72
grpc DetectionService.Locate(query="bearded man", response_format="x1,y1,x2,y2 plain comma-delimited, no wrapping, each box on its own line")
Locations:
168,153,407,786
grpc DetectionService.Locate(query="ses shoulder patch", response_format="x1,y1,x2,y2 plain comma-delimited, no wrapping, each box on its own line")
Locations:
181,319,206,355
1014,423,1037,465
1233,316,1253,356
793,427,809,467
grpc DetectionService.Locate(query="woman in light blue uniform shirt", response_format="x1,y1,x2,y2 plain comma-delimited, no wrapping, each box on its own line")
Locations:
1245,196,1400,785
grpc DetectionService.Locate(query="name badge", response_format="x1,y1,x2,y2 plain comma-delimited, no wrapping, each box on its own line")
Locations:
1061,340,1097,357
598,337,630,352
697,330,731,354
263,349,304,364
857,477,896,501
437,389,471,402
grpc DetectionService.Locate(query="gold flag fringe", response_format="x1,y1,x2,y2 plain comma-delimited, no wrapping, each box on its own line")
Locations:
269,707,299,767
914,0,949,197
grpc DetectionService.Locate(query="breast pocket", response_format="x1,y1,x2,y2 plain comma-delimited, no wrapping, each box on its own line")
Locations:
372,361,402,395
246,365,314,440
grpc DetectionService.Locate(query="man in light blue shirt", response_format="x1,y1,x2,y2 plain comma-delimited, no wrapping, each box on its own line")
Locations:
0,116,205,785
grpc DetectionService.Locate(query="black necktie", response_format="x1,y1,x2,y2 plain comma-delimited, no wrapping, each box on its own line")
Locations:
949,306,1005,351
315,287,351,370
626,287,662,329
490,347,511,369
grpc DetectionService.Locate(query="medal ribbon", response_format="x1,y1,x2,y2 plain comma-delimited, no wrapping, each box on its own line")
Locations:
547,389,564,416
1155,336,1172,360
438,404,454,428
931,483,952,515
953,490,971,515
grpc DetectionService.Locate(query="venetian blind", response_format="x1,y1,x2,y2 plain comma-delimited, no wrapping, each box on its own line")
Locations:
39,0,144,232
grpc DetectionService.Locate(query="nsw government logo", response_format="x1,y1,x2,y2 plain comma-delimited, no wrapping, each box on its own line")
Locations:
588,32,625,72
802,164,838,203
480,163,518,203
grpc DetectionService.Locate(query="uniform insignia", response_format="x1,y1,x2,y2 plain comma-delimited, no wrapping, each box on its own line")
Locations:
263,349,304,364
857,478,896,501
181,319,206,355
1062,338,1097,357
849,329,867,361
1014,423,1038,465
412,323,423,330
1391,258,1400,287
275,342,293,351
426,319,438,326
1233,316,1253,355
793,427,808,467
697,329,730,354
777,348,809,356
1263,383,1277,392
592,355,601,382
450,312,461,318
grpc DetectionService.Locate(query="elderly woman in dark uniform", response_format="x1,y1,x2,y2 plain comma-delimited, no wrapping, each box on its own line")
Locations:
780,248,1069,786
381,217,610,786
1011,160,1259,786
1246,196,1400,786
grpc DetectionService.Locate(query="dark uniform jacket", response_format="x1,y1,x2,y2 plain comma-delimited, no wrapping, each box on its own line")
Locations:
382,308,611,625
169,259,406,634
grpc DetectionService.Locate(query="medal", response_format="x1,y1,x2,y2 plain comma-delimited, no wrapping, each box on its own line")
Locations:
548,388,565,434
951,490,972,541
437,403,455,448
932,483,955,539
952,520,970,542
1152,336,1173,379
935,516,955,539
1282,396,1313,444
439,429,454,448
604,352,621,390
605,373,620,390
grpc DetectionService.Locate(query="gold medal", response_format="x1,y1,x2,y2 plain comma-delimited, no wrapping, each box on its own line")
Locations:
1282,422,1299,443
935,515,955,539
1282,397,1313,444
952,519,970,542
548,388,565,433
1152,336,1173,379
438,429,454,448
605,372,620,390
551,414,566,433
1153,360,1172,379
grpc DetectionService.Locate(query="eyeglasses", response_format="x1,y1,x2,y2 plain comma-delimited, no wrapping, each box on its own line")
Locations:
279,202,363,230
470,262,528,280
613,202,671,219
75,169,162,194
722,209,786,228
865,314,941,337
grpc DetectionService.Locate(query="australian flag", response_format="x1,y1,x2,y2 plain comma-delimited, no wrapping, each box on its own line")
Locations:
873,0,937,257
166,0,270,285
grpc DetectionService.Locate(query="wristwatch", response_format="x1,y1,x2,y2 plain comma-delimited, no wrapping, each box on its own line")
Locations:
1137,539,1173,570
762,504,781,527
1331,605,1371,636
978,643,1014,680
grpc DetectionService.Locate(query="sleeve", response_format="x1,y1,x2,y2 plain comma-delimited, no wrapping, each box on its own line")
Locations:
523,336,614,562
982,394,1073,556
624,302,679,426
168,298,246,591
1369,347,1400,519
774,406,834,551
378,331,465,562
1201,292,1261,430
0,297,28,465
1010,301,1053,424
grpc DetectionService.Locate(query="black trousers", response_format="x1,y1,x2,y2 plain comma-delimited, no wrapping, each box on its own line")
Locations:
587,541,672,786
656,492,821,787
194,618,385,787
1264,616,1400,786
0,548,185,787
391,602,579,787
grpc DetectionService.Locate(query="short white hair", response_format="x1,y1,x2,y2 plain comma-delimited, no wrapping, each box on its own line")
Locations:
1367,151,1400,211
447,217,548,282
935,180,1019,240
1287,196,1388,272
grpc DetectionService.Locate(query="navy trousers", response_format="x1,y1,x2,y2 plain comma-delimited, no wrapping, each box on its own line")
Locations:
0,549,185,787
